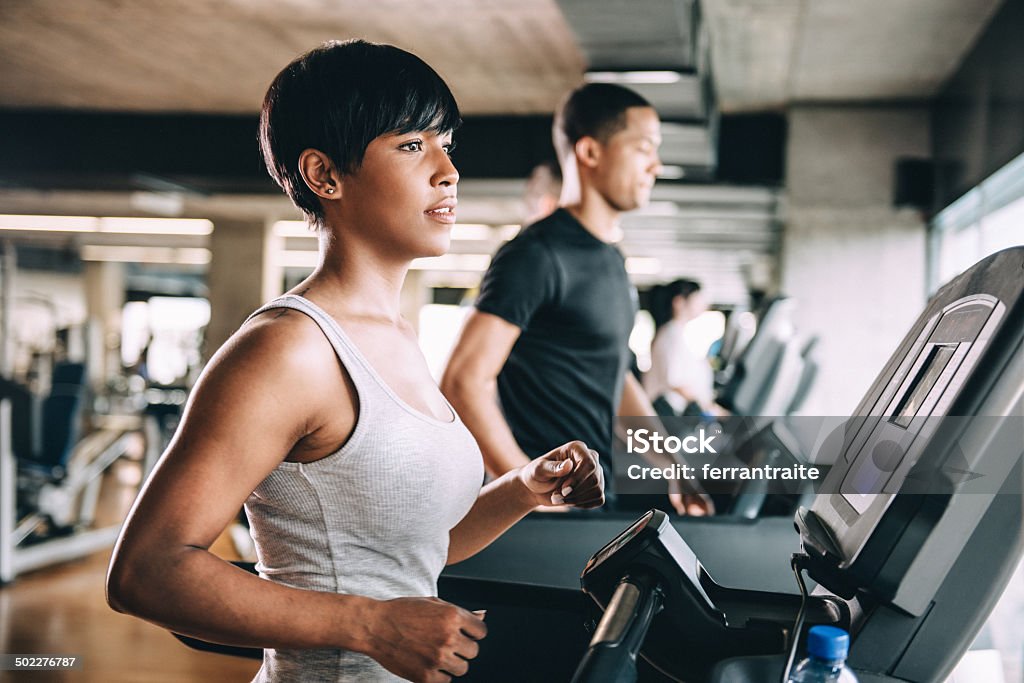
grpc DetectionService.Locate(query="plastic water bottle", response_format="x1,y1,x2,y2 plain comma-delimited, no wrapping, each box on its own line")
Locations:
788,625,859,682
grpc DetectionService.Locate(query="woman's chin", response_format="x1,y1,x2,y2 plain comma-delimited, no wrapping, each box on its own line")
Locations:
418,237,451,259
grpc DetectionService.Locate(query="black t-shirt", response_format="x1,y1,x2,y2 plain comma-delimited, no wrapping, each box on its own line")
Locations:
475,208,638,462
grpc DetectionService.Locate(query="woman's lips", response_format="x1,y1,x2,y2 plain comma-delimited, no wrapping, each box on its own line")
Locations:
425,206,457,224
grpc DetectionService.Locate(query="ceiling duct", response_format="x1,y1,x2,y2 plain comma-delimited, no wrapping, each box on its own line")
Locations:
557,0,718,178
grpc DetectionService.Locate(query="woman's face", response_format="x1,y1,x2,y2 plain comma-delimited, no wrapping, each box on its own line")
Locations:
674,291,707,320
336,128,459,260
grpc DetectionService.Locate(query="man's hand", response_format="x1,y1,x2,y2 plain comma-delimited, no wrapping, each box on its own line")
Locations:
362,597,487,683
667,479,715,516
518,441,605,509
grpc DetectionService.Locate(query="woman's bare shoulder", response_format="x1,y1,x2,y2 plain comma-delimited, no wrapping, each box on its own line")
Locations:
217,308,336,374
189,308,349,425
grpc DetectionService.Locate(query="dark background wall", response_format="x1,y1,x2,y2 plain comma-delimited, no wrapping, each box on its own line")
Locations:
0,109,785,194
932,0,1024,212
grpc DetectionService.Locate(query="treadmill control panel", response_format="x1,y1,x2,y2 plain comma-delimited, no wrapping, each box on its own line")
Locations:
800,247,1024,615
585,510,655,572
826,295,1003,550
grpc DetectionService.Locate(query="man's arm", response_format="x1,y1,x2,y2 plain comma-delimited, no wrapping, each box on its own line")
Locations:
617,371,682,464
619,370,659,416
441,310,531,477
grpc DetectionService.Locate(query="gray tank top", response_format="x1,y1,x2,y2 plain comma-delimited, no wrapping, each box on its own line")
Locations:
241,294,484,683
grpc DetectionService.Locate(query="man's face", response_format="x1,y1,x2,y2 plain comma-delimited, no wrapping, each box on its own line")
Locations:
591,106,662,212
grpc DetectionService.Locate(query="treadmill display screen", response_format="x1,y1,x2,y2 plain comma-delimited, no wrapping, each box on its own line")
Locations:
843,344,959,508
891,345,957,428
589,511,654,570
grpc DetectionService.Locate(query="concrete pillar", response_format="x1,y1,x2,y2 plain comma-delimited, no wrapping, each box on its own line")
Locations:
0,242,14,377
82,261,124,389
782,106,929,415
206,218,282,358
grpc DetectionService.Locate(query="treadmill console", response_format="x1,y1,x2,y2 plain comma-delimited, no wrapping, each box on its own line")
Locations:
574,248,1024,683
829,296,1002,528
798,248,1024,614
579,510,806,681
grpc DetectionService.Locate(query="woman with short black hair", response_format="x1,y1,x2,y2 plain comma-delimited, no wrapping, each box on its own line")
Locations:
107,40,604,683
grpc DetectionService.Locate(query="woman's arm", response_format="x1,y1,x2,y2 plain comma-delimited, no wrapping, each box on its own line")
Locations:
108,316,363,645
447,442,604,565
107,315,485,681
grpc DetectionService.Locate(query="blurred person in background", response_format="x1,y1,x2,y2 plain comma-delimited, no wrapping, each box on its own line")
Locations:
645,279,728,418
521,160,562,224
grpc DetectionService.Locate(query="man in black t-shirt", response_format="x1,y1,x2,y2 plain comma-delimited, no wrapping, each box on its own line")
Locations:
474,206,637,466
441,84,712,515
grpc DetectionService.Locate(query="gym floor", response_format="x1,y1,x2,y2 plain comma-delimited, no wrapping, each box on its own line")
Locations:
0,459,261,682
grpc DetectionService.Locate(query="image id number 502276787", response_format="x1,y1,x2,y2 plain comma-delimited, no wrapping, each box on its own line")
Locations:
2,655,82,670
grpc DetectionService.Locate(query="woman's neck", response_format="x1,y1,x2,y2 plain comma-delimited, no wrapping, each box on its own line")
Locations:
295,228,409,324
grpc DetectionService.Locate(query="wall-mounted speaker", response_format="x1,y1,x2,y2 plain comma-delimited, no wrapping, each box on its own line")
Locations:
894,158,935,210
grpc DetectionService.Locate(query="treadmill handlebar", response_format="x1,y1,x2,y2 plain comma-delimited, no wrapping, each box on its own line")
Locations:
571,573,665,683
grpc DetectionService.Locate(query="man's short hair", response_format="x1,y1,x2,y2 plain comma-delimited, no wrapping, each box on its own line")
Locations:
553,83,653,156
259,40,461,227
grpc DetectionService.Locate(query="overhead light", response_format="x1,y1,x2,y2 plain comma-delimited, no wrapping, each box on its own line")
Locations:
0,214,212,235
637,201,680,216
497,225,521,241
81,245,211,265
0,214,97,231
129,191,185,217
99,217,212,235
625,257,662,275
657,165,687,180
585,71,683,85
450,224,493,241
273,220,315,238
278,250,319,268
411,254,491,272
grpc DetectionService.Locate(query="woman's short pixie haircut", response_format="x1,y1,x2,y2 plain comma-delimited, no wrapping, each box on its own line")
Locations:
259,40,461,227
553,83,652,159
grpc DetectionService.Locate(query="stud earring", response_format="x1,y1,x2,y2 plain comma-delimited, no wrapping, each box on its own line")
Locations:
325,187,335,194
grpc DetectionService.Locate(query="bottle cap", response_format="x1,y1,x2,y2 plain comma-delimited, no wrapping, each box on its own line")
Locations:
807,625,850,661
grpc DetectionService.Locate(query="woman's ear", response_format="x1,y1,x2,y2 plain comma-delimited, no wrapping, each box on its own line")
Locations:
574,136,602,169
298,148,341,199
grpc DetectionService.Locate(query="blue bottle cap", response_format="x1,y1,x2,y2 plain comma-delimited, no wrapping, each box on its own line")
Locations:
807,625,850,661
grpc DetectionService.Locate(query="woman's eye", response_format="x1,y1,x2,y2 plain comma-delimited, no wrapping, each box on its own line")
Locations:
400,141,423,152
443,141,457,156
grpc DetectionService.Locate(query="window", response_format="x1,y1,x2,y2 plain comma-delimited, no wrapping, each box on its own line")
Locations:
931,152,1024,292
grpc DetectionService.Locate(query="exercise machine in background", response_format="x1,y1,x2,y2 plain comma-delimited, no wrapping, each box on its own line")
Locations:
0,361,159,584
